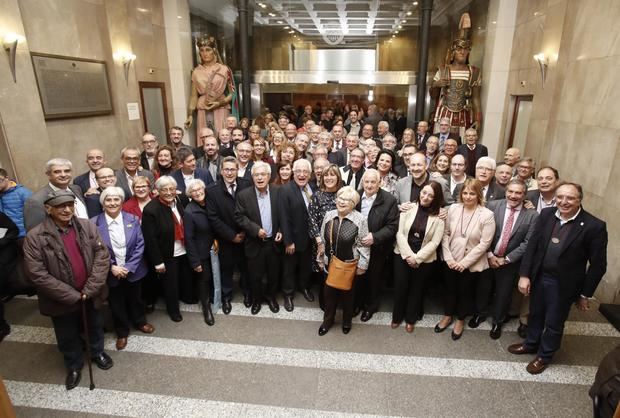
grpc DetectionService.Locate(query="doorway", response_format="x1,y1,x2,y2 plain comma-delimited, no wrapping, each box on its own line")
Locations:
139,82,170,145
508,95,533,152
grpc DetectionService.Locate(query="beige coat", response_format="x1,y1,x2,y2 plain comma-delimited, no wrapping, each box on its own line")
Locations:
442,203,495,272
394,203,445,264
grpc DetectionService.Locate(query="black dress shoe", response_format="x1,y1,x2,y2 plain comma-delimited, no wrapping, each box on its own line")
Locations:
65,369,81,390
451,329,463,341
267,298,279,313
222,300,232,315
92,352,114,370
170,313,183,322
360,311,373,322
302,288,315,302
342,325,352,334
251,303,261,315
284,296,294,312
489,323,502,340
468,315,486,329
243,294,252,308
318,326,329,336
203,307,215,326
517,322,528,339
434,318,453,333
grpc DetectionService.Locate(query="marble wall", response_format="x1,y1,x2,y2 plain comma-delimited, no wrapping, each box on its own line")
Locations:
500,0,620,302
0,0,188,188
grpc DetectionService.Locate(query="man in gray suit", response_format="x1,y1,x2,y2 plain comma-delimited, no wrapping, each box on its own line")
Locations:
395,153,451,211
24,158,88,231
115,147,154,200
482,179,538,339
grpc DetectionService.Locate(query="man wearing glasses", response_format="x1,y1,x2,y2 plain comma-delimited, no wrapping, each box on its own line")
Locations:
457,128,488,178
435,117,462,150
116,147,154,200
139,133,159,171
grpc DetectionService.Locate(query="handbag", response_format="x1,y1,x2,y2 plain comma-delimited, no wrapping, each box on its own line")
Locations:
325,218,358,291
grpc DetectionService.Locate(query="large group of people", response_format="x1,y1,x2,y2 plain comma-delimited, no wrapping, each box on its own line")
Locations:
0,102,607,390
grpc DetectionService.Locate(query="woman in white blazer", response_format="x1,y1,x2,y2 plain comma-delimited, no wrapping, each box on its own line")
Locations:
392,181,446,333
437,178,495,340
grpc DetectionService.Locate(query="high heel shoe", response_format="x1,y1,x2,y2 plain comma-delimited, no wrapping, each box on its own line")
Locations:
434,318,453,333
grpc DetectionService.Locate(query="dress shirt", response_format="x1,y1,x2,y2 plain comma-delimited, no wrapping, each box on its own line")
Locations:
333,140,343,151
300,185,313,208
360,192,376,218
450,175,465,195
49,183,88,220
89,171,97,189
106,213,127,266
171,202,186,257
146,156,155,171
537,195,555,213
555,207,581,226
238,163,248,178
492,204,522,255
182,171,195,189
255,187,273,237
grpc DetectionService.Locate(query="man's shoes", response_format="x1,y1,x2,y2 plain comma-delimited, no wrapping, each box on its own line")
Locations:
65,369,81,390
251,303,262,315
526,357,549,374
318,326,329,336
92,352,114,370
145,304,155,314
489,323,502,340
434,318,453,333
222,299,232,315
284,296,294,312
203,307,215,326
243,294,252,308
508,343,537,355
170,313,183,322
517,322,528,339
267,298,280,313
390,322,400,329
0,323,10,343
360,311,374,322
468,315,486,329
116,337,128,350
302,288,315,302
342,325,352,334
138,323,155,334
405,323,414,333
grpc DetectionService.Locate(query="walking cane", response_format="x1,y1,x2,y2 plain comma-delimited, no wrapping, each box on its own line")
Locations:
81,295,96,390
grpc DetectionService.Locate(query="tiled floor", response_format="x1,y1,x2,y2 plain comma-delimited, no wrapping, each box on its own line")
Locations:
1,292,617,417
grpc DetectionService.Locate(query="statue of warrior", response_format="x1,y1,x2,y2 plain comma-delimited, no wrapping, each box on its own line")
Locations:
429,13,481,137
185,37,236,135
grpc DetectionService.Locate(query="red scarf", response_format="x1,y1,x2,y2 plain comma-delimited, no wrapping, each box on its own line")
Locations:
159,197,184,243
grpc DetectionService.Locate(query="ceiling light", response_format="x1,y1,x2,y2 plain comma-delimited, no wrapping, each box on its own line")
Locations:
406,11,412,16
402,20,407,23
284,26,289,29
258,3,267,8
413,1,418,5
395,30,399,34
268,12,276,17
392,35,396,38
398,25,402,29
277,20,283,24
289,30,294,33
177,15,182,19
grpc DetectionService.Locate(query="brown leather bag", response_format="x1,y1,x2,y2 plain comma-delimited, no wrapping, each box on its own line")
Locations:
325,219,358,291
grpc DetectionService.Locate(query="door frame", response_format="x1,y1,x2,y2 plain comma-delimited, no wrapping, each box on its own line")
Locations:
138,81,170,140
507,95,533,148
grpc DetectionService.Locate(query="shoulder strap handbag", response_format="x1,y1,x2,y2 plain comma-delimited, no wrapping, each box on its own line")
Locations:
325,218,358,291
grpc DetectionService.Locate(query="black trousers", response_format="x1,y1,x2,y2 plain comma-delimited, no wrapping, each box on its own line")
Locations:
161,255,191,317
108,279,147,338
392,258,434,324
50,300,104,371
355,249,390,313
491,262,520,324
322,284,354,328
195,258,213,310
248,240,281,303
219,242,248,300
474,268,494,317
281,244,312,296
443,265,478,320
141,269,160,307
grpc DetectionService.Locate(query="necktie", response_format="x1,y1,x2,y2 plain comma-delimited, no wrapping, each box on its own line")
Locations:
302,186,312,208
496,208,516,257
229,184,236,198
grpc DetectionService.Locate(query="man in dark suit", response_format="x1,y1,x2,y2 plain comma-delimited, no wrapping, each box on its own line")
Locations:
508,182,607,374
171,147,214,207
206,157,252,312
24,158,88,231
278,159,315,311
434,117,462,150
526,166,560,213
217,128,235,158
140,132,159,171
73,149,106,195
478,180,538,339
115,147,155,201
235,162,282,315
457,128,488,177
454,157,505,204
355,169,399,321
339,148,366,190
84,167,117,218
415,120,432,151
235,141,254,182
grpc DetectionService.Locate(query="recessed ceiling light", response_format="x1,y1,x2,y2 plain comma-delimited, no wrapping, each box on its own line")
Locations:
398,25,402,29
268,12,276,17
402,20,407,23
392,34,396,38
395,30,399,34
258,3,267,8
406,11,412,16
277,20,283,24
413,1,418,5
289,30,294,33
284,26,289,29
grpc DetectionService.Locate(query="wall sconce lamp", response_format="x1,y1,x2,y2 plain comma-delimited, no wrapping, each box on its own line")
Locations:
113,51,136,85
368,87,374,102
533,53,548,88
3,33,24,83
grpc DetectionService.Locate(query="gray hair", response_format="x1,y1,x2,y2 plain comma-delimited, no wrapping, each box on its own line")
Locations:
378,121,389,129
476,156,497,170
362,168,380,182
45,158,72,173
154,175,177,190
185,179,206,197
292,158,311,172
120,146,141,158
99,186,125,205
337,186,360,206
251,161,272,176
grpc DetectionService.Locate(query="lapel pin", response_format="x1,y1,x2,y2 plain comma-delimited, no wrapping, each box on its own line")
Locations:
580,222,584,226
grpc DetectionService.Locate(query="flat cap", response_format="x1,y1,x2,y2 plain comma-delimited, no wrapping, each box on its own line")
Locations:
44,189,76,207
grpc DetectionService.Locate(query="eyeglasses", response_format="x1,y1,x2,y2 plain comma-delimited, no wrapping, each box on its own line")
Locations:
476,167,493,172
142,140,157,144
123,157,140,161
96,175,115,180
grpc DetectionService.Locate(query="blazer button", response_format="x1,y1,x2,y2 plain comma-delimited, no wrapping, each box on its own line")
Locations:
465,248,469,252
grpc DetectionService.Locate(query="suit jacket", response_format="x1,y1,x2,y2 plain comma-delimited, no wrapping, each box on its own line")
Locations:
519,207,607,301
454,181,505,205
73,171,94,195
218,144,235,158
115,169,155,201
93,211,148,286
183,201,214,269
394,203,445,264
394,164,408,179
205,178,252,243
436,132,462,147
235,185,281,258
85,189,103,218
24,184,86,231
278,181,311,251
416,133,432,151
327,151,346,167
238,161,254,182
171,168,214,207
442,203,495,272
355,189,398,253
395,174,452,206
340,165,365,190
457,144,489,177
141,197,184,266
486,200,538,263
140,150,154,171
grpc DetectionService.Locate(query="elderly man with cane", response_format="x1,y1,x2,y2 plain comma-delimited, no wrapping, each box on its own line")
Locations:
23,189,113,390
